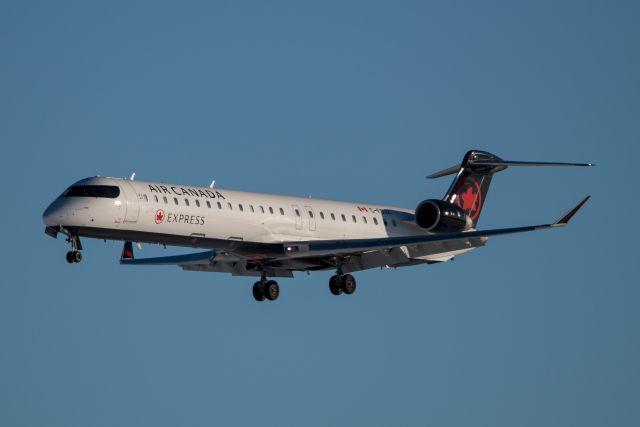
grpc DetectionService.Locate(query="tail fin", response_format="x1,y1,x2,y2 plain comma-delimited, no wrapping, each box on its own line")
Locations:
427,150,593,228
440,150,504,227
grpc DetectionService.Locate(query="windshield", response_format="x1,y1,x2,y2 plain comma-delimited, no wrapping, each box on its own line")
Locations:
62,185,120,198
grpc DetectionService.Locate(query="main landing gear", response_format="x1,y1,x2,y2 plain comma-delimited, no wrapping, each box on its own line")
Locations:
252,275,280,302
329,273,357,296
65,235,83,264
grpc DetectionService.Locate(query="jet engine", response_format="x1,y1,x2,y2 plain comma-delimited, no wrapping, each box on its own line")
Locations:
415,199,472,232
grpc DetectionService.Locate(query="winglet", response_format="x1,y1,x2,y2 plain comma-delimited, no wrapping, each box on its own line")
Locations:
553,196,591,226
121,241,134,261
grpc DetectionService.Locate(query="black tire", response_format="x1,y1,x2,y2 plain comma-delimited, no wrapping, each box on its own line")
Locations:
341,274,356,295
329,275,343,295
66,251,74,263
252,281,266,302
264,280,280,301
72,251,82,263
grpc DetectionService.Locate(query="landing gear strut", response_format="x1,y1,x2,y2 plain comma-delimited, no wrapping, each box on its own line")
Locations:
65,234,83,264
252,273,280,302
329,270,357,296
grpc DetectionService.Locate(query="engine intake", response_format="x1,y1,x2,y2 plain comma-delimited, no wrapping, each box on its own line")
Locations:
415,199,471,232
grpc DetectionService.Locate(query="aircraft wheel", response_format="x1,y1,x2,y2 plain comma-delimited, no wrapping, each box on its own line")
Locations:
252,281,266,302
264,280,280,301
341,274,356,295
66,251,74,263
329,275,343,295
72,251,82,263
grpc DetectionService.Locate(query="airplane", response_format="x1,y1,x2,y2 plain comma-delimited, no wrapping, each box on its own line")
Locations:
42,150,593,302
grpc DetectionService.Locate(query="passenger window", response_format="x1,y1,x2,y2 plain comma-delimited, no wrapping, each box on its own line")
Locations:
383,218,388,226
143,194,148,202
153,195,158,203
206,201,211,208
331,213,335,220
174,197,179,205
250,205,254,213
352,215,356,223
269,207,274,214
196,200,200,207
279,208,284,215
295,209,300,217
373,217,378,225
239,204,244,211
320,212,325,219
260,206,265,213
227,202,233,210
309,211,314,218
184,198,190,206
163,196,168,204
341,214,346,222
363,216,367,224
217,202,222,209
392,219,397,227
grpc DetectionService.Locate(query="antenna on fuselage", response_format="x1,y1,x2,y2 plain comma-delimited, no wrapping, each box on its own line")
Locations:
209,180,215,188
130,172,136,181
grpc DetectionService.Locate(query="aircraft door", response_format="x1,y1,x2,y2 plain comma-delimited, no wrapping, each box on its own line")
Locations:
305,206,316,231
292,205,303,230
120,181,140,223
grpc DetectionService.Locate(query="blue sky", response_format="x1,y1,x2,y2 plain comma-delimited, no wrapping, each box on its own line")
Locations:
1,1,639,426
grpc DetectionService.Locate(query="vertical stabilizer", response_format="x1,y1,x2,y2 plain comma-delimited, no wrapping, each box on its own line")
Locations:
442,150,507,227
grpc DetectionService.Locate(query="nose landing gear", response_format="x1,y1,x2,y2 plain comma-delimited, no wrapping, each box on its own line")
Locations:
65,234,83,264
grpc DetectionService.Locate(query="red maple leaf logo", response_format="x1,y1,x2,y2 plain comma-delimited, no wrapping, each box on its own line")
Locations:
455,178,482,220
155,209,165,224
460,187,478,212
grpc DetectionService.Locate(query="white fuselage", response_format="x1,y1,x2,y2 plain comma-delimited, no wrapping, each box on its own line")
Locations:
43,176,429,248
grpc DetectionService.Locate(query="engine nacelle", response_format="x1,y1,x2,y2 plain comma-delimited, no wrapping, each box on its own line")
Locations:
415,199,472,232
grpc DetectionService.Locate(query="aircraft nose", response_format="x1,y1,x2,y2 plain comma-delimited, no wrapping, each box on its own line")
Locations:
42,199,65,226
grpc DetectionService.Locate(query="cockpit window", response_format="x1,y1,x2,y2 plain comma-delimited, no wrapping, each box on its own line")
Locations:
62,185,120,198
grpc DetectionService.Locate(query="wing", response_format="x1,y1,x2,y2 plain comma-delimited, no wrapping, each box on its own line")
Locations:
280,196,591,272
119,243,293,278
120,196,589,277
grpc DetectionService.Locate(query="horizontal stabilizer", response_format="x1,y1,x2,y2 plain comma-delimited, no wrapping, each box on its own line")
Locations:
468,160,595,168
426,164,461,179
427,155,594,179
